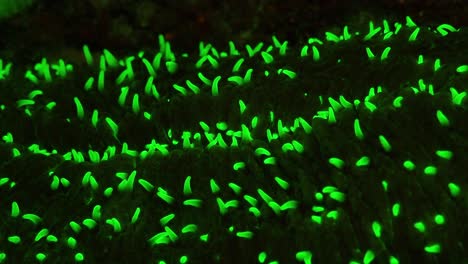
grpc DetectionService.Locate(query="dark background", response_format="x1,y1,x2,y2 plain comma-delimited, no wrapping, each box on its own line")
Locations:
0,0,467,61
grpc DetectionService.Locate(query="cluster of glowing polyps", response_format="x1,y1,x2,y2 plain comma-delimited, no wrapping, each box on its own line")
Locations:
0,16,467,263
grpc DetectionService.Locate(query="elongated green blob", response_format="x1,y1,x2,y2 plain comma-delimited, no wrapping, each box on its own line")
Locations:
73,97,84,119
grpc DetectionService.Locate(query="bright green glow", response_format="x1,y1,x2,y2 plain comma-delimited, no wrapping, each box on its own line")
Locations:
255,147,271,157
132,94,140,114
312,46,320,61
67,236,77,248
424,244,441,254
173,84,187,96
7,235,21,244
212,75,221,96
183,176,192,195
183,199,202,208
34,228,49,242
408,27,420,41
236,231,253,239
414,221,425,232
436,110,450,127
232,58,244,72
244,68,253,83
160,213,175,226
363,250,375,264
138,179,154,192
435,150,453,160
118,86,129,107
91,109,99,128
258,188,273,203
381,47,391,61
296,250,312,264
82,218,97,229
36,253,47,262
244,195,258,206
329,157,345,169
261,51,274,64
366,47,375,59
105,117,119,140
75,253,85,262
311,215,322,224
382,180,388,192
391,96,403,108
210,179,220,193
417,54,424,64
378,135,392,152
403,160,415,171
186,79,200,94
228,182,242,195
181,224,197,233
179,255,188,264
354,119,364,140
424,166,437,176
258,252,267,263
392,203,400,217
448,182,461,197
328,107,336,124
98,70,105,92
280,200,298,211
92,205,101,220
437,24,457,36
22,214,41,225
166,61,178,74
11,201,19,217
434,214,445,225
300,46,308,57
233,161,245,171
330,191,346,202
131,207,141,224
326,210,339,220
389,256,399,264
281,69,296,79
456,65,468,73
406,16,417,27
372,221,382,238
274,176,289,190
356,156,370,167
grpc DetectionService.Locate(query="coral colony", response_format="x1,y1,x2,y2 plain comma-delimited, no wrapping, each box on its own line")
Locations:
0,16,467,263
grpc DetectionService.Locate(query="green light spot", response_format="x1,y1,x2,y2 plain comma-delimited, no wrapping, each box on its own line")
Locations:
424,244,441,254
36,253,47,262
258,252,267,263
329,157,345,169
75,253,84,262
435,150,453,160
448,182,461,197
436,110,450,127
424,166,437,176
414,221,426,233
378,135,392,152
392,203,400,217
7,236,21,244
389,256,399,264
330,191,346,202
356,156,370,167
456,65,468,73
11,201,20,217
434,214,445,225
354,119,364,140
372,221,382,238
363,250,375,264
381,47,391,61
403,160,415,171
